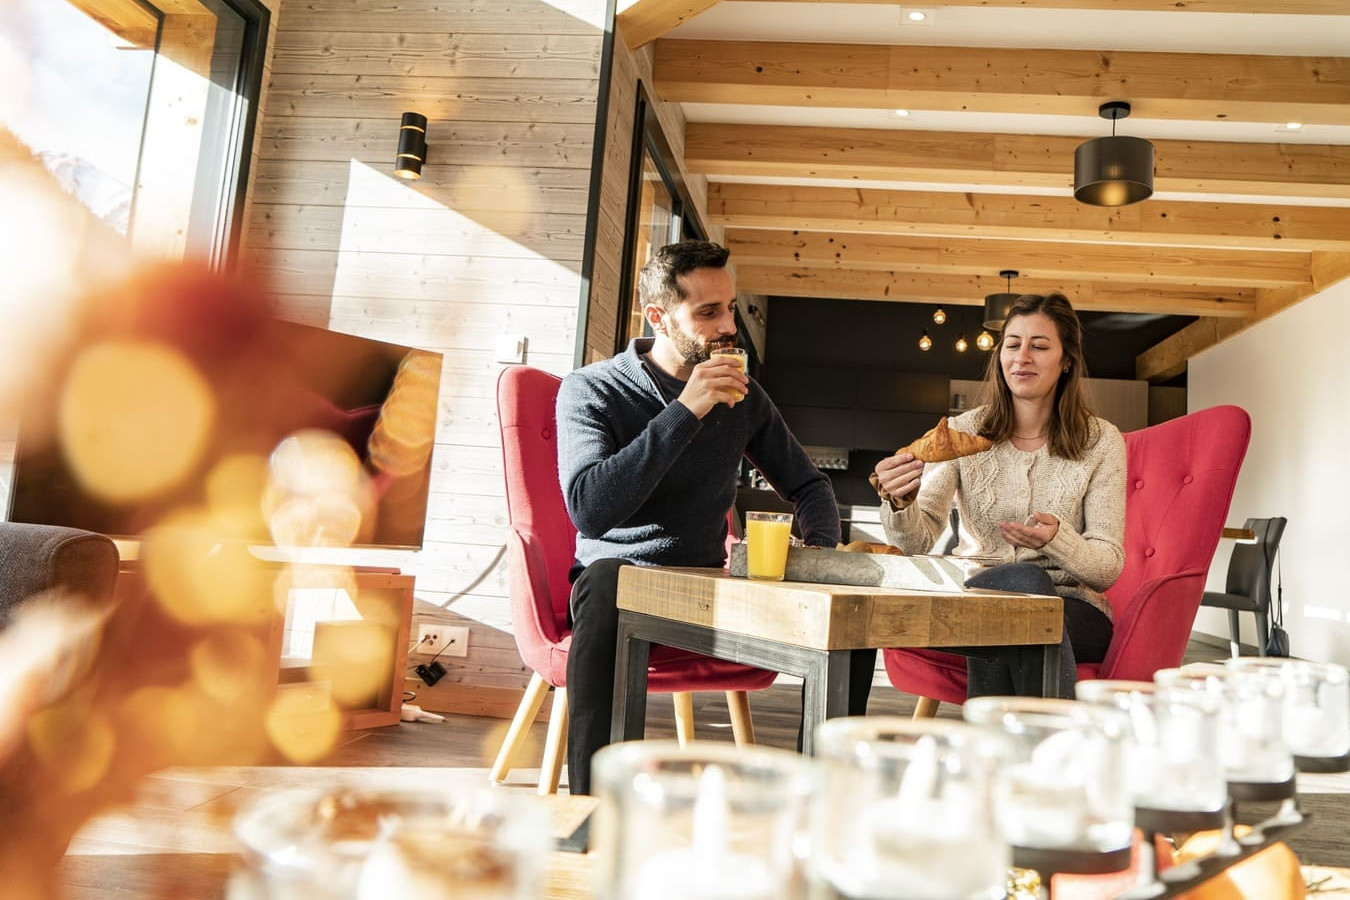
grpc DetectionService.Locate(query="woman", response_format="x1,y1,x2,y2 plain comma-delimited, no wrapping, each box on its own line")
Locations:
873,293,1126,698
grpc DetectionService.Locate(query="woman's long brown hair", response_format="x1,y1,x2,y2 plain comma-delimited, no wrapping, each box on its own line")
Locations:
976,293,1097,460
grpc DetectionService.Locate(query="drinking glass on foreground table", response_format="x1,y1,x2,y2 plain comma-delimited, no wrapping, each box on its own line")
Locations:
1226,657,1350,771
591,741,815,900
229,785,549,899
812,717,1011,900
962,697,1135,877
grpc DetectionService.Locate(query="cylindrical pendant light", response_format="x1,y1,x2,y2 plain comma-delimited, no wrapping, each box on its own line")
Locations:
982,269,1020,331
1074,101,1153,207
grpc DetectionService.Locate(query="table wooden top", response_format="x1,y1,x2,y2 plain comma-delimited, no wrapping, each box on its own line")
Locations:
617,566,1062,652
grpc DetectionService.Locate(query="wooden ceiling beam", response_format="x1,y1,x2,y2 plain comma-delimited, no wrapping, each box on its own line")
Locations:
617,0,723,50
732,0,1350,14
735,265,1257,317
707,183,1350,252
1135,251,1350,380
685,124,1350,199
66,0,158,48
656,40,1350,125
724,228,1310,288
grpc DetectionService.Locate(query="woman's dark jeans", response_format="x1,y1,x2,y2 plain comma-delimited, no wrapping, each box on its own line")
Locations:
962,562,1112,699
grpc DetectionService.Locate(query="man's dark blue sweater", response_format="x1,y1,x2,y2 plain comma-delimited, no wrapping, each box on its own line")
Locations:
557,337,840,570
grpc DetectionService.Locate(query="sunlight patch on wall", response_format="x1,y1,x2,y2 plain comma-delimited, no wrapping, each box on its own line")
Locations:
542,0,607,30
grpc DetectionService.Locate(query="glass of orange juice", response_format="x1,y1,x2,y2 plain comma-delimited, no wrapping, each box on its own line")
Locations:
745,511,793,581
710,346,748,405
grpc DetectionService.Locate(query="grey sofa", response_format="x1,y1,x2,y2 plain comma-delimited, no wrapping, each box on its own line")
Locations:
0,522,120,628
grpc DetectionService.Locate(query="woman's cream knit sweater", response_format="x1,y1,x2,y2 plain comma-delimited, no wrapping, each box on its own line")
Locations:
879,407,1127,618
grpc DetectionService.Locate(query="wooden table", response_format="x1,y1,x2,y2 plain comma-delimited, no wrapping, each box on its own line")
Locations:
611,566,1063,754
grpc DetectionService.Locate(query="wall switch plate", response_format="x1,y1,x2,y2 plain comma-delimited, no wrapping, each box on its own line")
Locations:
495,334,527,364
417,623,470,657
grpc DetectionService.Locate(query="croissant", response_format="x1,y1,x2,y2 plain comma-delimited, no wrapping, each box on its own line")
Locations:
868,417,994,508
900,416,993,463
837,540,905,556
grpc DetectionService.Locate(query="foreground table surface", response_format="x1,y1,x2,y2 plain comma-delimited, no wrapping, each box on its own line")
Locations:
616,566,1063,650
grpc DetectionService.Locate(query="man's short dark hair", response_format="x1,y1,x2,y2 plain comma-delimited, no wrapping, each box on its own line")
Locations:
637,240,731,311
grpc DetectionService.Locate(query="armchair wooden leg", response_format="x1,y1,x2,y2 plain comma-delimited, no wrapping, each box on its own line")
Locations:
673,691,695,746
913,696,940,719
489,671,551,784
726,690,755,746
539,686,568,796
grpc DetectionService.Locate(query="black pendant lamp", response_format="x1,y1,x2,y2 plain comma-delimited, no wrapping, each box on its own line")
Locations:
982,269,1020,331
1074,101,1154,207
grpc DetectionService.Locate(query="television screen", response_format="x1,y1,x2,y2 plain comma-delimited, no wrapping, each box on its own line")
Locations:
7,316,441,550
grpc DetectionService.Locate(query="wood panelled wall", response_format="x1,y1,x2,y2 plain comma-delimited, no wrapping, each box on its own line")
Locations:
242,0,607,697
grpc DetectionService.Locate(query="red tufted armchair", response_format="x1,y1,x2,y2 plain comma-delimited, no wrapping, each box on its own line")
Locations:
884,405,1252,714
489,365,775,793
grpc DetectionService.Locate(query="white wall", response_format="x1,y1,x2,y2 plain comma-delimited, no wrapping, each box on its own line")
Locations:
1188,278,1350,665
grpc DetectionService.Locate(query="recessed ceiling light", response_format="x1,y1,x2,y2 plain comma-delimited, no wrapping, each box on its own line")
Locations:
906,10,927,21
894,109,911,118
1285,121,1303,130
900,8,934,25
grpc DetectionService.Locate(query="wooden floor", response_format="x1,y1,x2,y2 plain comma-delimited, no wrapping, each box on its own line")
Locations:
56,638,1350,897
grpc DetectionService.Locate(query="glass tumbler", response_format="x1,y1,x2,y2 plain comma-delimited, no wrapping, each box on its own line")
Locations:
812,716,1010,900
591,741,815,900
963,697,1134,876
1227,657,1350,771
230,784,549,899
1156,664,1295,796
1076,679,1227,827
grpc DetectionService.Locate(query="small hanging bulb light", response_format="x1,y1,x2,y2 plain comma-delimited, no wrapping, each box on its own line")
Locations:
918,330,933,352
955,333,969,353
976,330,995,351
932,307,947,325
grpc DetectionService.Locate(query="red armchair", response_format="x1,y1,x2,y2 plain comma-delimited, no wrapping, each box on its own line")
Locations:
884,405,1252,713
489,365,775,793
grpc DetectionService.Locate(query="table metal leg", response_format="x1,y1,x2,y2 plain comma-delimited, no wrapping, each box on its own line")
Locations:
800,650,852,756
1038,641,1061,699
612,616,651,743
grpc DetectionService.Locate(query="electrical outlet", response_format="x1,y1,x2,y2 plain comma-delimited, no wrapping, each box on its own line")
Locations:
442,626,470,657
415,624,470,657
416,624,445,655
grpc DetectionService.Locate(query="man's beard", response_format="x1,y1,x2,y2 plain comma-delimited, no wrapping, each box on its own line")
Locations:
666,317,732,366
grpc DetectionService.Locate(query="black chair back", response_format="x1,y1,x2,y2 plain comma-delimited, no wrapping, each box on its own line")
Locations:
1224,516,1287,606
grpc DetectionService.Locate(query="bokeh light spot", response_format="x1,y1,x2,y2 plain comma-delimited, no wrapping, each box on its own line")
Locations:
143,509,276,626
58,340,215,503
27,703,116,794
190,630,268,705
264,430,371,547
266,683,341,764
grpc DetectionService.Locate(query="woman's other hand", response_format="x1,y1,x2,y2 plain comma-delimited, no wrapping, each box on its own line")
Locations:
1000,512,1059,549
874,452,924,503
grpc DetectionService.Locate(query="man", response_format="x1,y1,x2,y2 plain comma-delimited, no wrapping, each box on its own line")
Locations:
556,240,873,794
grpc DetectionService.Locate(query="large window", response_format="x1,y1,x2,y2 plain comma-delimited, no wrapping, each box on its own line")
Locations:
616,83,705,351
1,0,267,267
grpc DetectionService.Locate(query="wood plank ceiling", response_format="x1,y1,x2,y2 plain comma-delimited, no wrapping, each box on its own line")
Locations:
616,0,1350,381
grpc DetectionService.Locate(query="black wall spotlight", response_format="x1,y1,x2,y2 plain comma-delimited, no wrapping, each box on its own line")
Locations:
1074,101,1153,207
395,112,428,180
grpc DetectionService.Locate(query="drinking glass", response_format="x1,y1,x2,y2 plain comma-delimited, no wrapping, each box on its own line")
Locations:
710,347,748,405
963,697,1134,876
1075,679,1227,827
812,716,1010,900
1155,664,1296,797
745,511,794,581
591,741,815,900
1227,657,1350,771
230,784,549,899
